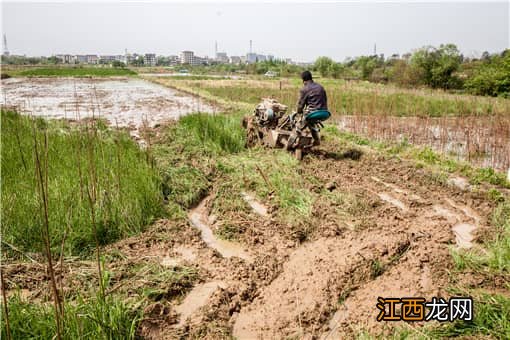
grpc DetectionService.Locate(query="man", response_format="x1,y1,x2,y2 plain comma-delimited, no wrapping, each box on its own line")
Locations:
296,70,330,145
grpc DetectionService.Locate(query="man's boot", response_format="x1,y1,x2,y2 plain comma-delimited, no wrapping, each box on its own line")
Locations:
311,127,320,146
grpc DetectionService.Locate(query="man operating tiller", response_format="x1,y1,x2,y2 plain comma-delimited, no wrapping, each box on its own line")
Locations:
295,70,331,145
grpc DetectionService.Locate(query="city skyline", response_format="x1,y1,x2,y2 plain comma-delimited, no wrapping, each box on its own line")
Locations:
2,2,509,62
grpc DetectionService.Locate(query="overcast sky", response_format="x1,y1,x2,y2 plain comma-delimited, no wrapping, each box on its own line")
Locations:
2,1,509,62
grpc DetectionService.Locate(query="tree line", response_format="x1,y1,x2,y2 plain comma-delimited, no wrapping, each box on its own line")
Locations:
313,44,510,97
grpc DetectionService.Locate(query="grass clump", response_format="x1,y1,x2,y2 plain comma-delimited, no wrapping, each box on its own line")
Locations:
2,290,140,339
178,113,245,154
153,112,246,210
1,110,164,256
219,150,313,225
17,66,137,77
452,200,510,274
136,263,199,301
425,292,510,339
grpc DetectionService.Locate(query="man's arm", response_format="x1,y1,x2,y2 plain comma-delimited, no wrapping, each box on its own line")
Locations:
296,88,306,113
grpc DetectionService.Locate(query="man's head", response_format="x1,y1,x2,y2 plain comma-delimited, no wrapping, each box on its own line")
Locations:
301,70,313,83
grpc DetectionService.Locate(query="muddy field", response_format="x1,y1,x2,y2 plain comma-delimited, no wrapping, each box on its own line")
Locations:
336,114,510,172
1,77,215,139
2,76,508,339
4,133,499,338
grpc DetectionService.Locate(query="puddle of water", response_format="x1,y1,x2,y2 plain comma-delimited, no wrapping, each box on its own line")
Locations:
241,192,269,217
174,245,197,262
189,197,252,262
372,176,422,201
433,202,478,249
448,176,470,191
432,205,460,222
444,198,480,223
452,223,476,249
378,192,408,211
175,281,226,326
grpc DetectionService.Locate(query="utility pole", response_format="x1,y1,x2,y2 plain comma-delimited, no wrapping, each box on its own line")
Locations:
373,43,377,56
3,34,9,56
250,40,252,54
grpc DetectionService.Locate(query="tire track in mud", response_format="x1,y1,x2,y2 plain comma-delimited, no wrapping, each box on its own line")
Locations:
8,139,492,338
231,147,491,339
133,143,493,339
320,174,482,338
314,151,490,337
233,232,410,339
135,191,288,339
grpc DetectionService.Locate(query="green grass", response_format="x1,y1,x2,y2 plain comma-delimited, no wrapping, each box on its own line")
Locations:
1,110,165,256
16,66,137,77
155,78,510,117
218,150,313,224
452,200,510,275
430,292,510,339
152,111,315,236
154,112,245,209
178,113,246,155
3,285,140,339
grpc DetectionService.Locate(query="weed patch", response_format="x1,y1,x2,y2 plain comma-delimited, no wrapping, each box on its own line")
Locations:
1,110,164,256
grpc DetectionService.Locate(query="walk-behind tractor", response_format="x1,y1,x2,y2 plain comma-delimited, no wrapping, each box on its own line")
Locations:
242,98,325,160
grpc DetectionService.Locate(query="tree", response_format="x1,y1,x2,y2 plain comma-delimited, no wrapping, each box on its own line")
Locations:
131,56,144,66
464,50,510,97
328,62,344,79
410,44,462,89
354,56,378,80
314,56,334,77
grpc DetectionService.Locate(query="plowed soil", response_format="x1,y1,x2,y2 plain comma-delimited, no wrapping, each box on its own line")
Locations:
4,133,497,339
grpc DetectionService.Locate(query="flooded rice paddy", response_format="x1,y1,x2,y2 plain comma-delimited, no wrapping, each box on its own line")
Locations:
1,77,215,139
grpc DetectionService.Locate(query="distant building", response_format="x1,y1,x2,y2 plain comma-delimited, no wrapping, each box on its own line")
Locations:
215,52,229,63
256,54,267,62
180,51,194,65
56,54,74,63
144,53,156,66
246,53,257,64
99,55,117,64
193,55,208,66
180,51,209,66
86,55,99,64
229,56,241,64
75,55,88,64
168,55,180,65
